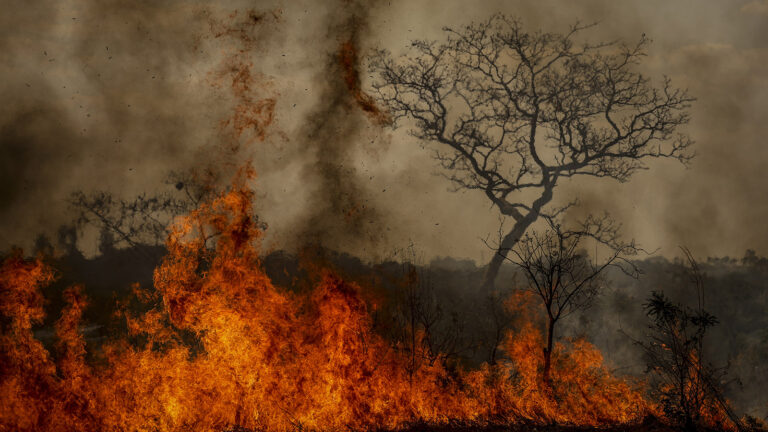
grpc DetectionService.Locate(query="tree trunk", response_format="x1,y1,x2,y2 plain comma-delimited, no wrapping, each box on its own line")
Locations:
480,186,554,291
481,213,538,291
542,316,555,387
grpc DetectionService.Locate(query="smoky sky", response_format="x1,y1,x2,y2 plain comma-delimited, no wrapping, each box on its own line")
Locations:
2,0,768,264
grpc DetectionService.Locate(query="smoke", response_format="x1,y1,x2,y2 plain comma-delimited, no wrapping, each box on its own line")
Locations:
2,0,768,264
367,0,768,262
286,1,390,256
0,0,229,252
0,0,394,257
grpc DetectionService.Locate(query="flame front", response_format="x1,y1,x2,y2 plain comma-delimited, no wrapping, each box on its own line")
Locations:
2,169,731,432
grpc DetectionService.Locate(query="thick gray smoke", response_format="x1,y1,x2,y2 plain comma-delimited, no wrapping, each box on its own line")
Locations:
3,0,768,263
0,0,226,252
0,0,398,258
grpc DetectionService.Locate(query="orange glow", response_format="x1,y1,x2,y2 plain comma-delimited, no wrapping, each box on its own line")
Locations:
0,168,734,431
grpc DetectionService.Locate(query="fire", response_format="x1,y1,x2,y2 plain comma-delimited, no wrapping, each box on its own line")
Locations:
0,166,666,432
461,292,651,426
0,7,742,430
499,323,648,424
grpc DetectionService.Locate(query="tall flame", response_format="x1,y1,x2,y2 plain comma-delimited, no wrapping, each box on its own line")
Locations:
1,167,730,432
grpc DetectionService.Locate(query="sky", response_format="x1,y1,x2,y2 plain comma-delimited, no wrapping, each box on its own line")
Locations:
1,0,768,265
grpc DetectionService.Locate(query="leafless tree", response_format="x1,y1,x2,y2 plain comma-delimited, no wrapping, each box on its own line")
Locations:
68,171,238,262
369,14,694,289
504,214,639,385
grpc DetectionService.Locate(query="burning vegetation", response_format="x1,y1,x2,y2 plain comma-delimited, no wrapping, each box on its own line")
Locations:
0,166,742,432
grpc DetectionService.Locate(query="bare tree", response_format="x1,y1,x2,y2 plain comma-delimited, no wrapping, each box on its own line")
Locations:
504,214,639,385
369,14,694,289
68,171,247,262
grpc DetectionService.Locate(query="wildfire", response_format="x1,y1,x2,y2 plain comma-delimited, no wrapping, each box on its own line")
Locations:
0,165,672,432
0,9,737,430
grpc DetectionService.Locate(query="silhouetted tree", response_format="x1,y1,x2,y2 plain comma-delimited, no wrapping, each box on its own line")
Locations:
370,14,694,289
69,172,207,252
504,214,639,385
69,171,266,262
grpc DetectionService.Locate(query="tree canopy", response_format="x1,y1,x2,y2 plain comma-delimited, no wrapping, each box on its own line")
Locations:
370,14,694,288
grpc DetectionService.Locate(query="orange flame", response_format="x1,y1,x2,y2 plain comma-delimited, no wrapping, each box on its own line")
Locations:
463,291,651,426
0,169,718,431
